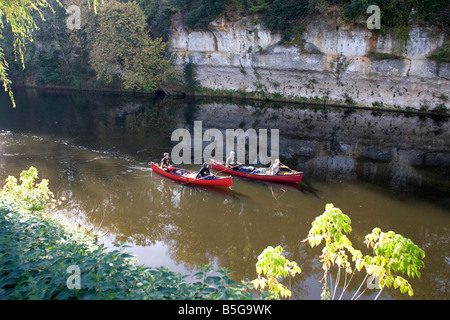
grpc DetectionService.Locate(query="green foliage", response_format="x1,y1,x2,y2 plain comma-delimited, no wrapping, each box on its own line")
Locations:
362,228,426,296
183,59,200,92
414,0,449,26
89,0,175,92
1,167,54,212
0,0,63,107
136,0,189,39
428,41,450,63
305,203,356,299
184,0,226,29
345,0,369,21
250,245,301,300
0,0,105,107
304,203,425,299
257,0,310,42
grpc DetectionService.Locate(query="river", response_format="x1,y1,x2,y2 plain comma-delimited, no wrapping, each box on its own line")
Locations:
0,88,449,299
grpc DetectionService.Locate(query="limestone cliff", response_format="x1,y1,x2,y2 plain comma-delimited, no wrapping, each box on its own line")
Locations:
168,13,449,110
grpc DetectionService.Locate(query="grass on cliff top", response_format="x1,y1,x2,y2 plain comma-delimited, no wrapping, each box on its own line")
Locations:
428,42,450,63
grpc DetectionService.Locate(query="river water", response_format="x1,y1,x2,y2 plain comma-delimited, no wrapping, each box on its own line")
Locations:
0,88,449,299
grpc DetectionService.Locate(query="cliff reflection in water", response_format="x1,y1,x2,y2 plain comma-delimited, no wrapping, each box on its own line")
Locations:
159,97,450,201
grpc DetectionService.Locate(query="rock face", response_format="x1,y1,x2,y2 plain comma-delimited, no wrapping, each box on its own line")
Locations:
168,13,450,110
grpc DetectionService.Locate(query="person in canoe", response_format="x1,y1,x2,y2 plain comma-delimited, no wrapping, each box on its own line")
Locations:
225,151,242,169
161,153,174,172
268,159,289,175
196,162,215,179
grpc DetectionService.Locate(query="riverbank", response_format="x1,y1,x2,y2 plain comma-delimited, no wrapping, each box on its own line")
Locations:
192,86,450,117
11,84,450,118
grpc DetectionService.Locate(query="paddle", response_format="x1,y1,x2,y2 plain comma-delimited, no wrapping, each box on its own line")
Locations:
210,159,242,176
249,161,298,176
182,173,220,185
279,161,299,174
182,165,216,184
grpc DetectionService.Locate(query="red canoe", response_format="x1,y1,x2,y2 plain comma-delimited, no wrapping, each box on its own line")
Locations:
210,160,303,183
151,162,233,188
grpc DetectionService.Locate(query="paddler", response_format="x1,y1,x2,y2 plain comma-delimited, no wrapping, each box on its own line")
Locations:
225,151,242,168
161,153,174,172
196,162,213,179
268,158,288,175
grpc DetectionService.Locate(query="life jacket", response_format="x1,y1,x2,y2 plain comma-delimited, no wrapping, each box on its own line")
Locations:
198,167,210,177
161,157,171,167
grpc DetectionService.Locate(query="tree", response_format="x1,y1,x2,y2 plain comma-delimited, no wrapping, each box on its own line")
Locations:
303,203,425,299
1,166,54,211
89,0,175,92
184,0,225,29
0,0,101,108
250,245,301,300
252,204,426,300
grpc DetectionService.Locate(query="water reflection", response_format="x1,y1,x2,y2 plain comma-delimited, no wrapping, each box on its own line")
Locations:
0,89,449,299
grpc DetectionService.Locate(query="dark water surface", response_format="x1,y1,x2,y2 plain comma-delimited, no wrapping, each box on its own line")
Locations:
0,89,449,299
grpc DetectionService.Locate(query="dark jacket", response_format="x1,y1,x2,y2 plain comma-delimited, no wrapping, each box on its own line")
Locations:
161,157,172,168
196,167,210,179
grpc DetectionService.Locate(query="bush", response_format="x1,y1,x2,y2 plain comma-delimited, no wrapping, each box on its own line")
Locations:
183,59,200,91
346,0,369,21
428,42,450,63
1,167,54,212
184,0,226,29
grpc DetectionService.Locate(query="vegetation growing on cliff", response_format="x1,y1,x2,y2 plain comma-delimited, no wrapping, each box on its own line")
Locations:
1,0,448,106
428,41,450,63
136,0,449,38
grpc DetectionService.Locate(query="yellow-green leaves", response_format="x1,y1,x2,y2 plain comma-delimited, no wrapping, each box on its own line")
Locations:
304,204,425,299
305,203,355,273
1,166,54,211
0,0,66,108
251,246,301,300
363,228,425,296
